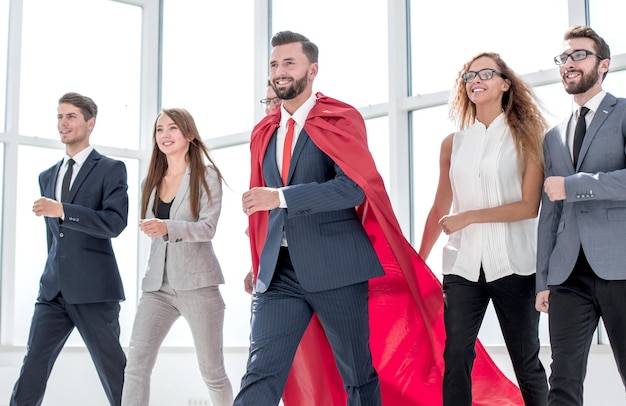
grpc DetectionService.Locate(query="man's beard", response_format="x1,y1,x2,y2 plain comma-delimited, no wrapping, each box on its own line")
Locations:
564,63,600,95
273,72,308,100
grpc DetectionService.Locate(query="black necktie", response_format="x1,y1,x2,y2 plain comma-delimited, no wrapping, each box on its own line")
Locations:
573,106,590,167
61,158,75,202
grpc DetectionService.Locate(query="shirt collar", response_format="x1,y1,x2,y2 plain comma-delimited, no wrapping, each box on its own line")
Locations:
280,93,317,129
575,90,606,116
65,145,93,167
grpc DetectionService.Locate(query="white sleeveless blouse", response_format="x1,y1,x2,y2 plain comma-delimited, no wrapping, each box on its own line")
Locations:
442,113,537,282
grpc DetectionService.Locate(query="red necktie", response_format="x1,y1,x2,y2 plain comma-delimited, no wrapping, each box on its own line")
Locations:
282,118,295,185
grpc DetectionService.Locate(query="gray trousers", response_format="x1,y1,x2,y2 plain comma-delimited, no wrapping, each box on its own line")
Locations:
121,277,233,406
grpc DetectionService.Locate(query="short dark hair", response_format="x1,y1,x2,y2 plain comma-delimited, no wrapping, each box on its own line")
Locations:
271,31,318,63
58,92,98,121
564,25,610,80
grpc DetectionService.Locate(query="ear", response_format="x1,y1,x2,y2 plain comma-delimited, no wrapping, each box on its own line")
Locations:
502,78,511,92
599,58,610,75
87,117,96,132
309,63,318,80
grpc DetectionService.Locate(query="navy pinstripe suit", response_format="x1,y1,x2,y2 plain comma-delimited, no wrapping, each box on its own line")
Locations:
235,127,384,405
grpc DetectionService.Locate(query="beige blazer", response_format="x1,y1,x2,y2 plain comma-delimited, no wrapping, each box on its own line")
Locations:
141,166,224,292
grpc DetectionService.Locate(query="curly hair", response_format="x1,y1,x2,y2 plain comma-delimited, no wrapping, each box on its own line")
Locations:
449,52,547,171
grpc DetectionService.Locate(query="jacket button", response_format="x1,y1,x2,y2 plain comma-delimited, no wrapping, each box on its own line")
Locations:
59,232,64,238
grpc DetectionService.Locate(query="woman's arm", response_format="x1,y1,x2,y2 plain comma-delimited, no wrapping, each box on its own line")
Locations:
418,134,454,261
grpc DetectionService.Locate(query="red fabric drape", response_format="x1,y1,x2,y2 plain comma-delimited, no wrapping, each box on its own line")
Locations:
248,93,524,405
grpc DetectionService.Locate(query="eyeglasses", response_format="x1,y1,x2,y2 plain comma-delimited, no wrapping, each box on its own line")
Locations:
461,68,506,83
259,97,281,106
554,49,605,66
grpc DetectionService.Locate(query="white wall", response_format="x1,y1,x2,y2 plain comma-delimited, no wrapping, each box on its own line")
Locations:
0,345,623,405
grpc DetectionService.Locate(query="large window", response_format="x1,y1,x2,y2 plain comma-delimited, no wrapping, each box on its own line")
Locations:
409,0,569,96
160,0,255,138
0,0,8,130
18,0,142,149
272,0,388,108
5,0,145,346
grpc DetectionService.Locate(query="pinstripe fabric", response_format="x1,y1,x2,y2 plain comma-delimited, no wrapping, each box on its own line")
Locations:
256,129,384,293
236,128,384,405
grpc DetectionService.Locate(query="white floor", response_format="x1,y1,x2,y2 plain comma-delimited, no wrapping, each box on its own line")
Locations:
1,344,624,405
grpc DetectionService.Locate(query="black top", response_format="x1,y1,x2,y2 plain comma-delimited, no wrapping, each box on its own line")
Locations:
156,198,173,220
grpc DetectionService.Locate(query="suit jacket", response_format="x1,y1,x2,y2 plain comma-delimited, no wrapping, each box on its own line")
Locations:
141,166,224,292
256,126,384,293
537,92,626,292
38,149,128,304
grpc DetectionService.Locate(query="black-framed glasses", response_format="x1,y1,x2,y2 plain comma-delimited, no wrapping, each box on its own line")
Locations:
554,49,605,66
259,97,281,106
461,68,506,83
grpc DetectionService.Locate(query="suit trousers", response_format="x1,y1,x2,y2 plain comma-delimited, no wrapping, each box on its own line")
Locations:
548,248,626,406
234,247,381,406
10,294,126,406
443,271,548,406
121,276,233,406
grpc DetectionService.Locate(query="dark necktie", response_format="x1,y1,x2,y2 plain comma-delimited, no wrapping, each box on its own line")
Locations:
573,106,590,167
61,158,75,202
282,118,295,185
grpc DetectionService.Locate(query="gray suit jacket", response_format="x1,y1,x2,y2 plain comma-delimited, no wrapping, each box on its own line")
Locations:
141,166,224,292
256,128,384,293
537,92,626,292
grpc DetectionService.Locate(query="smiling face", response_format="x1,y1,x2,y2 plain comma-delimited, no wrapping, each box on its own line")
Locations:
269,41,318,113
154,113,190,159
57,102,94,154
559,37,609,97
465,56,510,107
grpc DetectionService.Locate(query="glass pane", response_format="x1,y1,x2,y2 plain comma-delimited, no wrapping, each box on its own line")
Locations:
533,82,576,128
410,0,569,95
208,144,252,347
0,0,8,130
590,0,626,55
14,146,139,345
272,0,388,107
410,105,455,277
161,1,255,139
366,116,390,194
18,0,142,149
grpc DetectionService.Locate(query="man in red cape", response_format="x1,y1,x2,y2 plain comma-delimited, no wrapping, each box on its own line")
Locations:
247,91,524,405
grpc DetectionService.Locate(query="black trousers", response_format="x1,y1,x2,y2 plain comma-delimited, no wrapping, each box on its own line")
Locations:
548,249,626,406
443,270,548,406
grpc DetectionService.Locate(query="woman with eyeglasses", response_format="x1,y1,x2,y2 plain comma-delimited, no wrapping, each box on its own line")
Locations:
419,52,549,406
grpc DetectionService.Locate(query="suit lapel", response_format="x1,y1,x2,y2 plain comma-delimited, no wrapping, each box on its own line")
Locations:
49,160,64,199
286,128,309,184
169,171,190,219
264,130,282,187
556,119,575,172
67,149,101,202
577,94,616,169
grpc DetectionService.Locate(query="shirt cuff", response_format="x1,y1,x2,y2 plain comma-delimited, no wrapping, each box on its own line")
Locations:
278,188,287,208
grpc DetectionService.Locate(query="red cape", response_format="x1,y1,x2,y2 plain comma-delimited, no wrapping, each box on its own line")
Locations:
248,93,524,405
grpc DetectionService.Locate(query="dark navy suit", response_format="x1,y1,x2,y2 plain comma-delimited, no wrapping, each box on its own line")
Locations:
11,149,128,406
235,128,384,405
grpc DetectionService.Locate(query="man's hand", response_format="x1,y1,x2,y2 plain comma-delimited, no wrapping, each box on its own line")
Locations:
242,187,280,215
244,269,255,295
33,197,64,218
535,290,550,313
544,176,566,201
